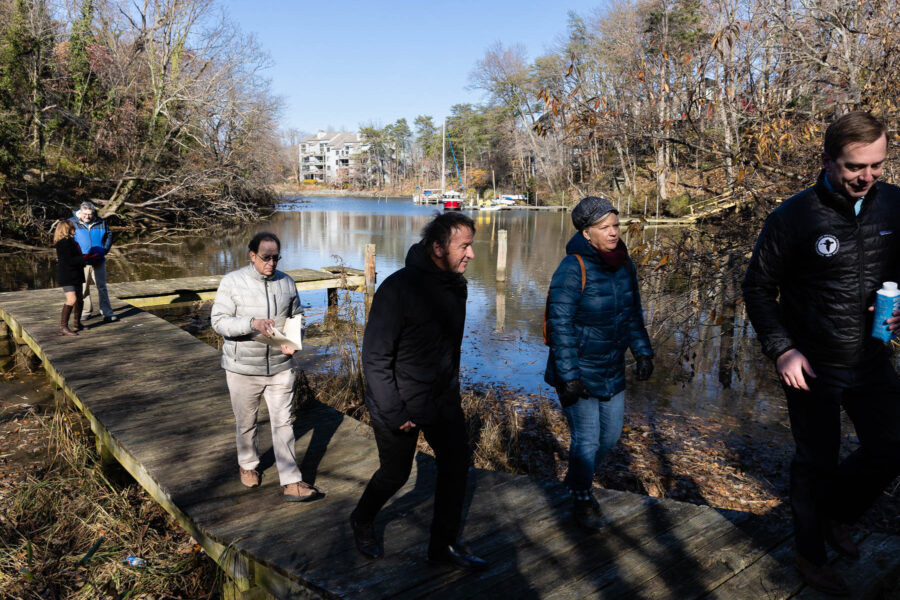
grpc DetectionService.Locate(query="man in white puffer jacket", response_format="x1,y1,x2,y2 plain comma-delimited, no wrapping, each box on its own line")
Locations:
211,232,321,502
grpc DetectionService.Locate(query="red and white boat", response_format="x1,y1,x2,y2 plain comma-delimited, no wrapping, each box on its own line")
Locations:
442,190,463,211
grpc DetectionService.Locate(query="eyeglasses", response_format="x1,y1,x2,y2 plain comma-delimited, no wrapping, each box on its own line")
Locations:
256,254,281,263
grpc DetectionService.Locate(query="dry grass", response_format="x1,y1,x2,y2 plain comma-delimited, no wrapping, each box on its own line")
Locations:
0,385,218,600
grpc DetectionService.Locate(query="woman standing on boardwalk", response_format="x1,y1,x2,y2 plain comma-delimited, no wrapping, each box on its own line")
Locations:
544,196,654,531
53,220,85,336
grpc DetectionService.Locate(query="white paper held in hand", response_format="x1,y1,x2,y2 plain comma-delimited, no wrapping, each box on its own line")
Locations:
254,315,302,350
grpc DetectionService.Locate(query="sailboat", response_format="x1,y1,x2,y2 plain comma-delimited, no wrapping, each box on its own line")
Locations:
412,121,465,210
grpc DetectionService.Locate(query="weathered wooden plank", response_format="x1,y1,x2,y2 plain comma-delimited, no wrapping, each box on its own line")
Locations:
226,470,572,598
308,476,589,598
388,485,671,600
420,493,703,600
612,511,791,599
539,507,740,599
792,533,900,600
702,534,801,600
203,450,545,572
160,416,373,510
193,423,387,536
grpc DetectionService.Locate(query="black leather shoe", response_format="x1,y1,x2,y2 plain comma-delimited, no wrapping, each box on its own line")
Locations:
796,553,851,596
349,515,383,559
825,520,860,560
428,543,489,571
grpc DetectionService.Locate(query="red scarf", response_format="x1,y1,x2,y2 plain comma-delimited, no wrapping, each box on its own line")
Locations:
597,240,628,269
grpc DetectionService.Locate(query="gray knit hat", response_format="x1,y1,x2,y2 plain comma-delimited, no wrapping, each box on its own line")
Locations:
571,196,617,231
79,201,95,211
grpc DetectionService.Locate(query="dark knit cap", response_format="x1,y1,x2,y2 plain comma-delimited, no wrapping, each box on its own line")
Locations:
571,196,617,231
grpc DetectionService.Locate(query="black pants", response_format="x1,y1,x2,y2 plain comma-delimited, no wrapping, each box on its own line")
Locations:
352,411,470,550
784,357,900,565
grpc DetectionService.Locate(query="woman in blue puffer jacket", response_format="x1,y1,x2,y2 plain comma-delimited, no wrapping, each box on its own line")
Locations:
544,195,654,531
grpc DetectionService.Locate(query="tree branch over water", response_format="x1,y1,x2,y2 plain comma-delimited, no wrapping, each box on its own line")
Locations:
0,0,282,244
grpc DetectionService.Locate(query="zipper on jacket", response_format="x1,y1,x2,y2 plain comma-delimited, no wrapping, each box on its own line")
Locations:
856,222,867,347
265,278,270,375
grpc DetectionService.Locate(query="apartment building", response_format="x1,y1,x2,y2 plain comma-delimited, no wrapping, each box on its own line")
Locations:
298,131,367,184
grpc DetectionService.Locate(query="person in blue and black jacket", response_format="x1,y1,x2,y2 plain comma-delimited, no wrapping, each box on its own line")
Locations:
68,201,116,322
545,195,653,532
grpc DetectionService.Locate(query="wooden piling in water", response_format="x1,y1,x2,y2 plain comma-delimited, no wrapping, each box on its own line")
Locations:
497,229,508,282
495,287,506,332
364,243,376,316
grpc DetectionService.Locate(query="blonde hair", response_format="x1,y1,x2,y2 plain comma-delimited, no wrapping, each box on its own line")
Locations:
53,220,75,244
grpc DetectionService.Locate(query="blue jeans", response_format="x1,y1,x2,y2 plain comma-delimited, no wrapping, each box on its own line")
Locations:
563,391,625,492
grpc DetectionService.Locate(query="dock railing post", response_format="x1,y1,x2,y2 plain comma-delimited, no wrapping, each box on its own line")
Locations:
365,244,376,318
496,229,508,282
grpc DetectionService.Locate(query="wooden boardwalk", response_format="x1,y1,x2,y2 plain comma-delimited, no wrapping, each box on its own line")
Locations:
2,286,900,599
107,266,366,308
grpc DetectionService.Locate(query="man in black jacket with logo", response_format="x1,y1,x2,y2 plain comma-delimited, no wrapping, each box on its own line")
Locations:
349,212,487,571
743,111,900,595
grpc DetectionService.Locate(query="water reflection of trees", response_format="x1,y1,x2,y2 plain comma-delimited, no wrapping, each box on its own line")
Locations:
630,216,779,408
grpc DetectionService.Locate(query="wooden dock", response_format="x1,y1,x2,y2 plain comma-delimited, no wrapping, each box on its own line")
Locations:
2,283,900,598
107,266,366,308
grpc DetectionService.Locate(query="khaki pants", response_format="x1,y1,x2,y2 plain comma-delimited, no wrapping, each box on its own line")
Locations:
226,369,302,486
81,262,113,319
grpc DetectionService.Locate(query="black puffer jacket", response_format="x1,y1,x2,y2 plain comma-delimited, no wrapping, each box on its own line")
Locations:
742,173,900,368
362,242,467,429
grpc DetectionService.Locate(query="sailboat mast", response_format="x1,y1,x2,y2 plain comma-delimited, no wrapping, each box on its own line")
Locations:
441,120,446,195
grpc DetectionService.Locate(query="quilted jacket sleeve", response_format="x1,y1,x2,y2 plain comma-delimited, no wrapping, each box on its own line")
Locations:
626,260,653,358
547,255,586,384
742,213,795,361
211,273,254,338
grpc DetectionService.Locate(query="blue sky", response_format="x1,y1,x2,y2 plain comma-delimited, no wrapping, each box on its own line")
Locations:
223,0,606,134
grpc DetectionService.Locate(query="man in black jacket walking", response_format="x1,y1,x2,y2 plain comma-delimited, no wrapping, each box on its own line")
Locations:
743,111,900,595
349,211,487,571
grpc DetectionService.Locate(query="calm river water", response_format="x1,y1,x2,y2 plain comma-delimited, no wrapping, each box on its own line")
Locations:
2,195,791,430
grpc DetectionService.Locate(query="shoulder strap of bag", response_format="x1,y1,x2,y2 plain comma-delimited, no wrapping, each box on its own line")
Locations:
573,254,586,293
543,253,587,345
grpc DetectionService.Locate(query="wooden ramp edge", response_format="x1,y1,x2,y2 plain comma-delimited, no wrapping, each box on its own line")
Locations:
108,266,365,307
2,287,900,599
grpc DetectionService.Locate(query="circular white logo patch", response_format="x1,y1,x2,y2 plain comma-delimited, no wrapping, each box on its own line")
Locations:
815,234,840,257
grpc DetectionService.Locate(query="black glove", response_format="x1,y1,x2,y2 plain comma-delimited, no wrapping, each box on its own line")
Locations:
558,379,589,407
636,356,654,381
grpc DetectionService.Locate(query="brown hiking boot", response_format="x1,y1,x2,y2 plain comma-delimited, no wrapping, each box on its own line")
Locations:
239,467,259,488
283,481,323,502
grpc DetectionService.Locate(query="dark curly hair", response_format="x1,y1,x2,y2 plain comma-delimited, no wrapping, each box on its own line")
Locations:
422,212,476,253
